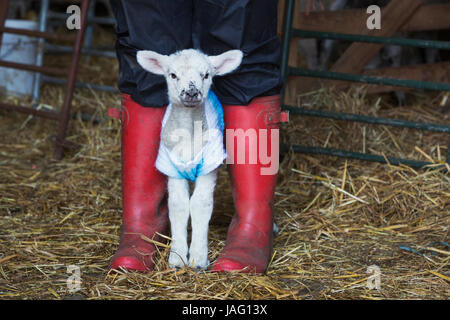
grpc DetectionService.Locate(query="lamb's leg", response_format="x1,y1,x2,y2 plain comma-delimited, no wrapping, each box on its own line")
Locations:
168,177,190,268
188,170,217,269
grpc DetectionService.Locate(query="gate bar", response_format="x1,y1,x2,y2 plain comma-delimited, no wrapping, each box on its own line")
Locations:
0,102,60,120
292,29,450,50
0,26,75,42
281,144,442,169
283,105,450,133
288,67,450,91
0,60,67,76
279,0,450,169
53,0,90,159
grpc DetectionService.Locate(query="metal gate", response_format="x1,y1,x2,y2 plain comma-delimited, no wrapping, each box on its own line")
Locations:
280,0,450,169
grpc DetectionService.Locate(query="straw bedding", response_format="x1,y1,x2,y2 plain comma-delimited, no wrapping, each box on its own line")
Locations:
0,28,448,300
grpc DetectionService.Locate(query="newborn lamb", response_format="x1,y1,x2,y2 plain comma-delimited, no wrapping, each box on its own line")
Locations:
136,48,243,269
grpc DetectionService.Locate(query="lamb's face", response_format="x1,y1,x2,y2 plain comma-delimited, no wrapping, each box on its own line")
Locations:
165,50,213,107
137,49,243,108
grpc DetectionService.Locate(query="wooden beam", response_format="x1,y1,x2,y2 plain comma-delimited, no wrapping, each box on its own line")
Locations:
293,4,450,34
279,1,450,105
308,62,450,95
291,0,425,98
330,0,424,74
361,61,450,94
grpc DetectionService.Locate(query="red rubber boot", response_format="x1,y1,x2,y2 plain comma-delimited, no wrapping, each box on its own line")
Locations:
109,94,168,272
212,95,281,273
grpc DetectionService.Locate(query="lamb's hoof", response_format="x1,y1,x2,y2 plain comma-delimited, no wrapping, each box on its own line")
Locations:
168,252,187,269
188,257,209,271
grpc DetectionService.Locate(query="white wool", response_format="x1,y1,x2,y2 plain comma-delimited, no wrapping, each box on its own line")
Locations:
156,91,226,181
136,48,242,269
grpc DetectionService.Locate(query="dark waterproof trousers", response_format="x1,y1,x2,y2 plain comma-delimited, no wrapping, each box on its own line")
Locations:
110,0,282,107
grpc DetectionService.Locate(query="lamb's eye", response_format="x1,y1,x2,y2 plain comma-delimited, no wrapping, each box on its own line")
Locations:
170,73,177,80
203,73,209,80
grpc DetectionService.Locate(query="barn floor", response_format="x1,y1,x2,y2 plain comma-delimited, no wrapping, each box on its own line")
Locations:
0,30,449,299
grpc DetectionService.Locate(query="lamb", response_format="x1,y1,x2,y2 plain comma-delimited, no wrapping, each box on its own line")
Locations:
136,48,243,269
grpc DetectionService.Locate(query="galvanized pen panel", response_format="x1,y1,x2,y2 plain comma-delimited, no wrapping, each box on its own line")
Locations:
279,0,450,169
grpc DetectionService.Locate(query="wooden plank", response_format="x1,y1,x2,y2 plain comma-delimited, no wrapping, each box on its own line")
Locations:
0,60,68,76
292,0,424,96
0,27,76,42
0,102,60,120
279,2,450,103
401,4,450,32
287,4,450,100
293,4,450,34
330,0,424,74
315,61,450,95
361,61,450,94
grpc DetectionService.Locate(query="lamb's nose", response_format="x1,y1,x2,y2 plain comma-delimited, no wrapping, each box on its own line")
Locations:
186,87,199,98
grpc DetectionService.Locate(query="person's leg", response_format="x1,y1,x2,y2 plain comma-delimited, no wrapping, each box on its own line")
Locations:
216,96,281,273
192,0,282,106
109,0,193,271
110,0,193,107
193,0,282,273
109,94,168,271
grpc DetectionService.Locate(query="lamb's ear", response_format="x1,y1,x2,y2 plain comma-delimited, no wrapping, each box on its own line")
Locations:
136,50,168,75
209,50,243,76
